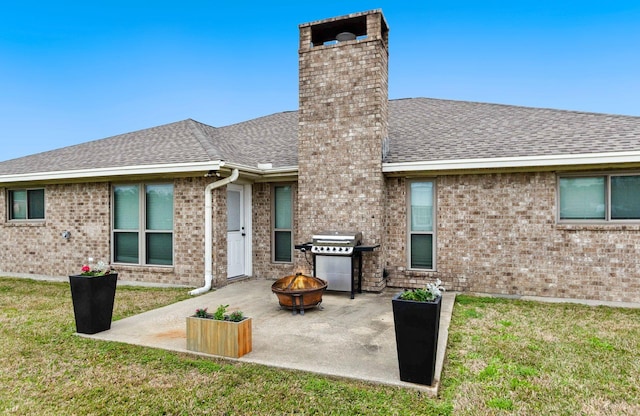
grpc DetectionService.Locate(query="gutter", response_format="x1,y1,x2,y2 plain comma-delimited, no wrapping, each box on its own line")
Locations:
221,162,298,178
382,151,640,173
189,168,240,296
0,161,225,184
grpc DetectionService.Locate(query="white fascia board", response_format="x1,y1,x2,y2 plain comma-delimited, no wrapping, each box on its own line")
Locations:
382,151,640,173
223,162,299,176
0,161,224,183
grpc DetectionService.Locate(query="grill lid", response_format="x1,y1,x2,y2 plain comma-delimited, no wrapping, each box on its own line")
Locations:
311,231,362,254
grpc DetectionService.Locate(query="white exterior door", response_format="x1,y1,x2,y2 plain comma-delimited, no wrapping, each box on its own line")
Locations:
227,184,245,278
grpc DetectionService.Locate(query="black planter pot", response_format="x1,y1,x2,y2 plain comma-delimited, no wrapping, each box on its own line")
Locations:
69,273,118,334
392,293,442,386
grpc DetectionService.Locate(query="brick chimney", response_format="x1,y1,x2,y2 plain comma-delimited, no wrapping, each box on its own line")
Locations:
297,10,389,291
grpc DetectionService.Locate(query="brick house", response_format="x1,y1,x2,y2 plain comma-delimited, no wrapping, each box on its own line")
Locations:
2,10,640,302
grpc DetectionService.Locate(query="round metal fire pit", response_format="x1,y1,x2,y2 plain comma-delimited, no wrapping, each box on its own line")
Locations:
271,273,327,315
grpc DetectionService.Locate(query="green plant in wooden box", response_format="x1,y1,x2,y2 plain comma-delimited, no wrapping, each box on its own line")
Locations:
186,304,252,358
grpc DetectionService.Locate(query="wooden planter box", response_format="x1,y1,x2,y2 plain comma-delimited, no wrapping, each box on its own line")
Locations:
186,316,252,358
392,294,441,386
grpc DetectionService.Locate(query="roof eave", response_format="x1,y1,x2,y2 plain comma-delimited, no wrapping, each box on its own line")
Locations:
223,162,299,182
382,151,640,174
0,161,225,184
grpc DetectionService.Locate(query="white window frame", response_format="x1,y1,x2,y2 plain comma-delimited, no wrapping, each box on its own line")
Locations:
271,184,294,263
7,188,45,221
407,179,436,271
557,172,640,224
112,183,174,266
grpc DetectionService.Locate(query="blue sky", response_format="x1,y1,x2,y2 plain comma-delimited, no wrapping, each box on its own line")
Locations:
1,1,639,162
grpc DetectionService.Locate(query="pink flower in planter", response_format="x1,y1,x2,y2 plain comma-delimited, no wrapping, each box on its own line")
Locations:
79,260,115,276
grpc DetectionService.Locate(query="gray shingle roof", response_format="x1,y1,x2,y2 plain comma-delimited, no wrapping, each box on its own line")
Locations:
387,98,640,163
0,119,223,176
211,111,298,168
1,98,640,177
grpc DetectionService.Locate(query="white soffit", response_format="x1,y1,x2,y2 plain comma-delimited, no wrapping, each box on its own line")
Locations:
382,151,640,173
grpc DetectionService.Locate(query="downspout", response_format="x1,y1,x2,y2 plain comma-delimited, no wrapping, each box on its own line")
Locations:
189,168,240,295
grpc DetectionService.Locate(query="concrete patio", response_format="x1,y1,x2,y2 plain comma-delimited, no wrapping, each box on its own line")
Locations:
83,278,455,396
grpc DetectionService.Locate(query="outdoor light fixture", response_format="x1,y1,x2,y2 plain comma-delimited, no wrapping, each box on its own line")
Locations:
204,170,222,178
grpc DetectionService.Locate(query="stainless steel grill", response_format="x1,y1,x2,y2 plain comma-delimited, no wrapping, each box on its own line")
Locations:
311,231,362,293
296,230,377,299
311,231,362,255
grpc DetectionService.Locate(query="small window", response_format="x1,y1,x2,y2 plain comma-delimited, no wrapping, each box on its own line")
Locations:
8,189,45,220
611,176,640,219
559,174,640,222
272,185,293,263
409,180,435,269
113,183,174,266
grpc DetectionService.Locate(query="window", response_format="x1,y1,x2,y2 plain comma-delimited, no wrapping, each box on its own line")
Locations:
272,185,293,262
409,180,435,269
559,174,640,222
113,184,174,265
8,189,45,220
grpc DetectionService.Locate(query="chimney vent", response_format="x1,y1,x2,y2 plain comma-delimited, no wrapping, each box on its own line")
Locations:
336,32,356,42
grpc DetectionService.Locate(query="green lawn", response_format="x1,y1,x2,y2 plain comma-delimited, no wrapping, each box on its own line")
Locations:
1,277,639,415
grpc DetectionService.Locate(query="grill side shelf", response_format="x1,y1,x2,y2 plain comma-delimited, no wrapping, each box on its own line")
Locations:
354,244,380,252
295,243,312,251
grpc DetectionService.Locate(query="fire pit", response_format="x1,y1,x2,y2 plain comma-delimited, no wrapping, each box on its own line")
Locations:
271,273,328,315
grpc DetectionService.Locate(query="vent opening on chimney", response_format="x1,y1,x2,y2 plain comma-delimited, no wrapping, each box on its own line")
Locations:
336,32,356,42
310,14,367,47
